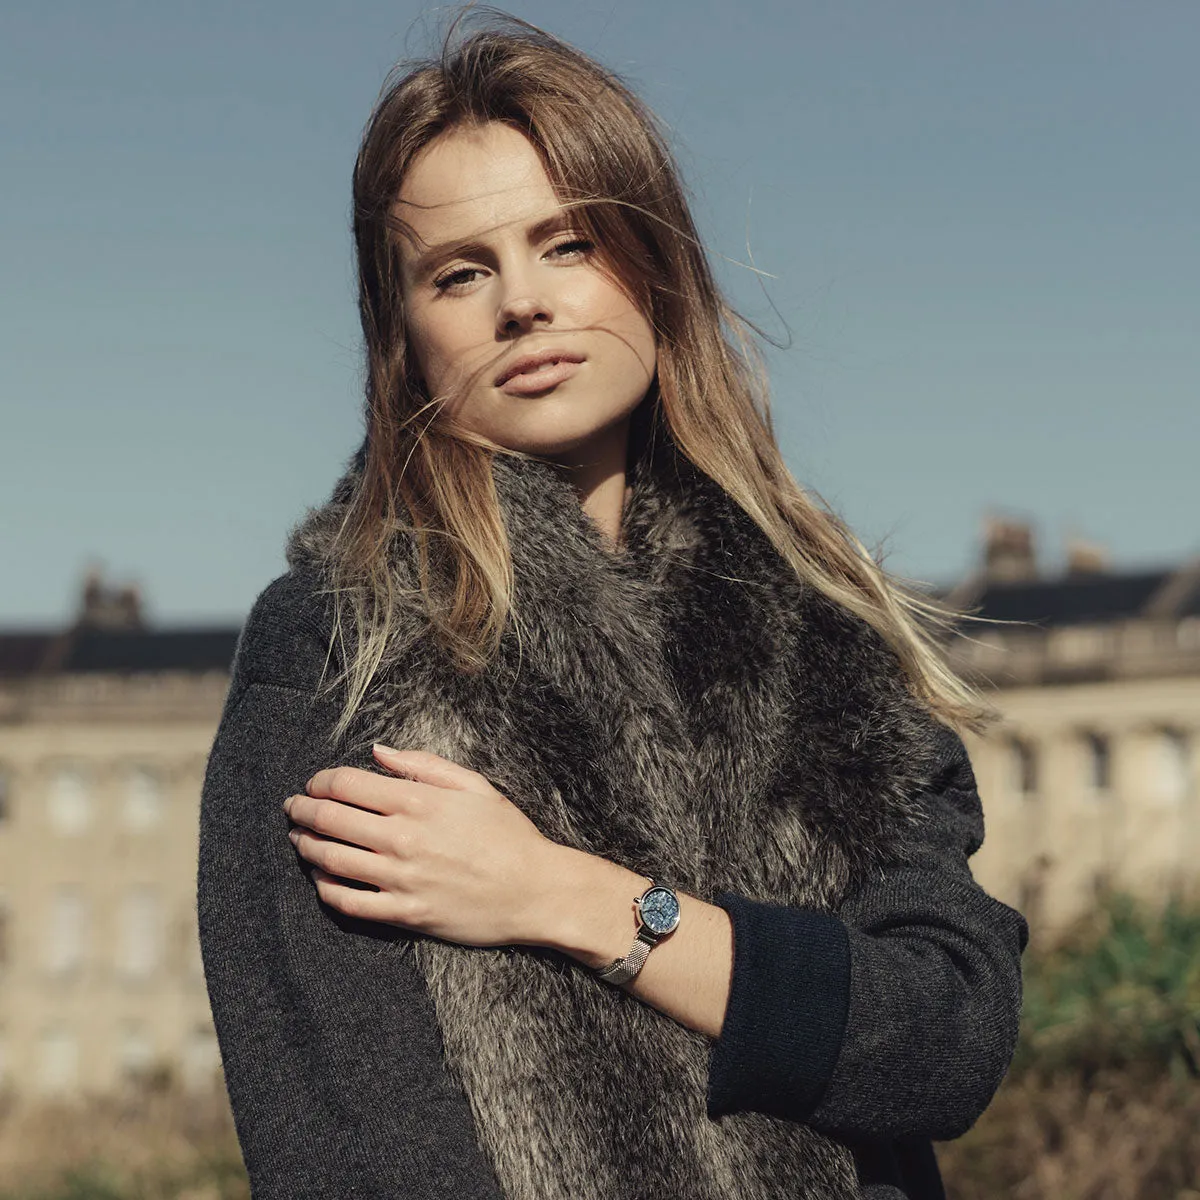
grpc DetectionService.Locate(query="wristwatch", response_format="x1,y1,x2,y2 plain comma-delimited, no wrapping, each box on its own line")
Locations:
595,879,681,986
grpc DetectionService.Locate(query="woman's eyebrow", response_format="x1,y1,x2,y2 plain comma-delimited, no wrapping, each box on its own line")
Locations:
408,213,577,279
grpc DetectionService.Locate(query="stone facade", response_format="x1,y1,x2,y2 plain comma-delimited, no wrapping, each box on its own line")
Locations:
0,571,235,1103
943,519,1200,938
962,671,1200,938
1,533,1197,1101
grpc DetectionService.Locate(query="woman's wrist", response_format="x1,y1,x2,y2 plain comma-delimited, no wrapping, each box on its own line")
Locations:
526,843,735,1037
526,843,650,970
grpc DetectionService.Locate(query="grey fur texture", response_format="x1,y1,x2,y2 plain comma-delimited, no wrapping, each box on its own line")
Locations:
284,428,947,1200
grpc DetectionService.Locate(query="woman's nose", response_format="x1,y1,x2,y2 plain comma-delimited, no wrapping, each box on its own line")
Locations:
496,286,552,337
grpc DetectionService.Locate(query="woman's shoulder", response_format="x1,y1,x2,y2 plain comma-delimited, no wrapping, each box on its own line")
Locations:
230,565,338,695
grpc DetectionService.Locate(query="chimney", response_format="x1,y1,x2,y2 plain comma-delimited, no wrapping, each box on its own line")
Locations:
76,565,145,631
983,515,1037,583
1065,536,1109,576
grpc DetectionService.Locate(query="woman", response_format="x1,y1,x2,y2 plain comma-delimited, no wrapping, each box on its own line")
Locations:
198,15,1027,1200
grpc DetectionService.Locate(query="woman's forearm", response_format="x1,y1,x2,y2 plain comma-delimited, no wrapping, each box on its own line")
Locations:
530,844,735,1039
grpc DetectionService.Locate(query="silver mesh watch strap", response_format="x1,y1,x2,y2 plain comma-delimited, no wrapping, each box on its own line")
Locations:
596,928,658,986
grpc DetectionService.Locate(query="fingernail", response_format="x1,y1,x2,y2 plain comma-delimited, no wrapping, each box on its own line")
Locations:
288,829,299,845
373,743,402,757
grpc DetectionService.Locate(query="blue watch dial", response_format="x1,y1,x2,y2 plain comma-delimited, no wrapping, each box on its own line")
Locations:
639,886,680,936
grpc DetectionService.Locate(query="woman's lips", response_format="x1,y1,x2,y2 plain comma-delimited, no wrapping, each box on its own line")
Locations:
497,357,583,395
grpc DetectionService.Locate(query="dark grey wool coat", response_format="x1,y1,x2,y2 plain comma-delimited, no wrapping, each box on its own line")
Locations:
198,425,1028,1200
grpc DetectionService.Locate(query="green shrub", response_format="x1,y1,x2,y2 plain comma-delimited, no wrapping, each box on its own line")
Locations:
1015,891,1200,1080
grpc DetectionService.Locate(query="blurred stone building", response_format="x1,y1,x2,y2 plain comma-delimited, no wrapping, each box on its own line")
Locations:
945,518,1200,939
0,528,1197,1101
0,569,235,1103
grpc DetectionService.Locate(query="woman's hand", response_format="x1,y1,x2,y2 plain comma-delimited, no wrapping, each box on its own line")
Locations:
283,744,561,948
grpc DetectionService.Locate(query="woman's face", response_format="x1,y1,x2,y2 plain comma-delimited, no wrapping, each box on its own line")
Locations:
394,121,657,466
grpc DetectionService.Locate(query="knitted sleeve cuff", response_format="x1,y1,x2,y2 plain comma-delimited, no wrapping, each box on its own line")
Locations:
705,892,851,1123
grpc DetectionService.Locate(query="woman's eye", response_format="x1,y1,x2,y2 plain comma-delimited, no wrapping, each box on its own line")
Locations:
549,238,594,260
431,240,593,293
433,266,483,293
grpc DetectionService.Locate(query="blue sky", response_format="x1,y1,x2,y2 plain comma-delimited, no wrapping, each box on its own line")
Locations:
2,1,1196,627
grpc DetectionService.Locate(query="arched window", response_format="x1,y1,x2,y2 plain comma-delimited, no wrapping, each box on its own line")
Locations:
123,765,163,832
117,886,161,980
1153,728,1191,804
1018,855,1050,926
48,764,92,835
117,1022,155,1084
1005,737,1038,799
37,1026,78,1096
182,1026,222,1093
1082,731,1112,797
45,886,87,977
1178,617,1200,651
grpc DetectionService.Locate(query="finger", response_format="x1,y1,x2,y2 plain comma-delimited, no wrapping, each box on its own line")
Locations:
305,766,418,815
285,793,394,849
372,745,491,793
291,829,393,888
310,867,417,928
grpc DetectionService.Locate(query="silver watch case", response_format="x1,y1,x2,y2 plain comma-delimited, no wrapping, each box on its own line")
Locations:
635,882,681,939
595,881,681,986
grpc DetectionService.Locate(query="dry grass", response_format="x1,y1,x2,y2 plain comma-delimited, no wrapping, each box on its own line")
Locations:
4,1072,1194,1199
940,892,1200,1199
0,1084,247,1199
1,1074,1196,1199
2,894,1196,1198
939,1069,1200,1200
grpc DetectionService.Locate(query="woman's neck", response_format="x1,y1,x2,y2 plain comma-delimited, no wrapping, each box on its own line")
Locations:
556,417,632,552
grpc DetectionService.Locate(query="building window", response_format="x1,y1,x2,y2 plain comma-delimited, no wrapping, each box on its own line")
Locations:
1051,625,1110,664
0,765,10,825
182,1026,222,1093
37,1027,78,1096
1082,732,1112,796
1154,728,1190,804
117,886,161,980
45,886,87,977
186,929,206,982
1005,737,1038,798
1018,872,1043,925
48,765,93,835
123,766,163,832
117,1022,156,1084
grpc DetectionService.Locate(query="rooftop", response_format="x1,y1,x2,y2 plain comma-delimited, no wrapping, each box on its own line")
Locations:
3,524,1198,679
946,566,1200,629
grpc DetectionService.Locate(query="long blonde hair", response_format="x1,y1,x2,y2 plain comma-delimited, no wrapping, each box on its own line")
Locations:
314,10,992,744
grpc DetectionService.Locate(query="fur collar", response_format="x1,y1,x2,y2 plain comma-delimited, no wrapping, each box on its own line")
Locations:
284,422,944,1199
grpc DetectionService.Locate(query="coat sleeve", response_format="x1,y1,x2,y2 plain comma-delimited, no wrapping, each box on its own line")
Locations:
704,725,1028,1142
197,573,505,1199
